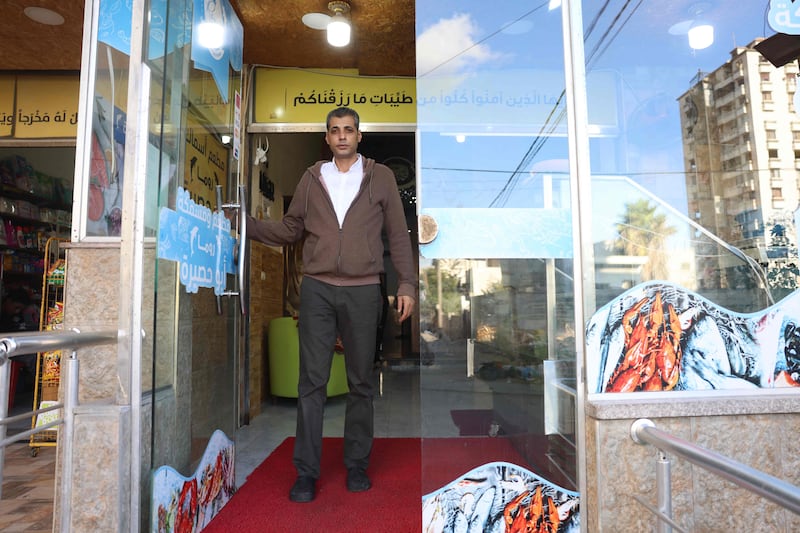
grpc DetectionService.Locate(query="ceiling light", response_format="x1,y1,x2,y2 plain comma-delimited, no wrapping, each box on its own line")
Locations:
24,6,64,26
669,3,714,51
198,21,225,49
326,1,351,47
688,24,714,50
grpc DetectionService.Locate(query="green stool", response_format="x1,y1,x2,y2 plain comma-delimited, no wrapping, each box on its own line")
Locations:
268,316,349,398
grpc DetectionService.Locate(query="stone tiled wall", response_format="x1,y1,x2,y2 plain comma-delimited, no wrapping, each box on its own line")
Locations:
55,244,124,531
62,246,121,402
248,241,284,414
585,395,800,532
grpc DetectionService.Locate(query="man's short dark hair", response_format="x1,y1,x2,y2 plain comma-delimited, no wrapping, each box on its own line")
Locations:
326,107,360,131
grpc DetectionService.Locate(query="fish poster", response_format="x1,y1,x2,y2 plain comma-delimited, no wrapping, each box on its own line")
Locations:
422,461,579,532
586,282,800,394
151,429,235,533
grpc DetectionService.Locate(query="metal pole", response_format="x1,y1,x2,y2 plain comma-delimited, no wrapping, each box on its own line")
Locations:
466,338,474,378
656,450,672,533
59,351,79,532
0,351,9,499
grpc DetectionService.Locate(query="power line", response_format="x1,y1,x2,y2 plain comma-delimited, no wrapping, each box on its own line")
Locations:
488,0,645,207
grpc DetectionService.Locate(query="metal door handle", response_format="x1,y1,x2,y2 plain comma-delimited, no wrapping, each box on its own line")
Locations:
237,185,248,316
214,185,248,316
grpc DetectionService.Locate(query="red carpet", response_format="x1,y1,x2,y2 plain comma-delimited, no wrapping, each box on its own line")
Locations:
204,436,532,533
204,437,421,533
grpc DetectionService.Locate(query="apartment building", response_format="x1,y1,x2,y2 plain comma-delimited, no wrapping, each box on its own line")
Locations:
679,39,800,298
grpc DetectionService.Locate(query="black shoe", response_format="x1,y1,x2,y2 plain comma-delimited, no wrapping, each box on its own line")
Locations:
289,476,316,502
346,468,371,492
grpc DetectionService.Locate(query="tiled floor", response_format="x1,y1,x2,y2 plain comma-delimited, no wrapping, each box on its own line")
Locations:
0,443,56,533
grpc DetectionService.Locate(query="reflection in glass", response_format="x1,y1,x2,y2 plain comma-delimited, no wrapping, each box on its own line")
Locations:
420,258,577,490
86,43,127,237
584,1,798,313
416,0,579,507
138,0,242,529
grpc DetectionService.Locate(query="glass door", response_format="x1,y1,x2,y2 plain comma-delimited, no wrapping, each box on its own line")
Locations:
143,1,245,529
416,2,582,530
84,0,246,528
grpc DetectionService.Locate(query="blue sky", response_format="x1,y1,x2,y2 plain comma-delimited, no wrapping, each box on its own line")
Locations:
414,1,780,214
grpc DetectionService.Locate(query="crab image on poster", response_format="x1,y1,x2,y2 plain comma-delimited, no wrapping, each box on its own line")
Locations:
422,461,579,532
151,430,235,533
586,282,800,394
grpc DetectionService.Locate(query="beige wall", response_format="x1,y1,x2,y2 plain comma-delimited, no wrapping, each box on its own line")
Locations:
585,395,800,532
248,243,283,410
55,244,124,531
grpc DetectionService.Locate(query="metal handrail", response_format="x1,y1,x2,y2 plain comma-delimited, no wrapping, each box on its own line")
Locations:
631,418,800,532
0,329,118,514
0,330,117,365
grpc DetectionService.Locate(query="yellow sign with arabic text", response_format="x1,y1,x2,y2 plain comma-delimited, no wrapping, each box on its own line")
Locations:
253,68,416,125
0,76,14,137
11,75,80,138
183,114,229,210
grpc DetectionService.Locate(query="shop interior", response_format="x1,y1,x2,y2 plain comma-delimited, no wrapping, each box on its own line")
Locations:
0,145,74,409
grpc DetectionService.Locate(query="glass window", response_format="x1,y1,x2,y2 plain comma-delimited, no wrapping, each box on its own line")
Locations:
581,1,787,310
416,2,580,523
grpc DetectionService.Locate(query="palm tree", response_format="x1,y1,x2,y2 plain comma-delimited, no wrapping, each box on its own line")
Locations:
612,199,677,280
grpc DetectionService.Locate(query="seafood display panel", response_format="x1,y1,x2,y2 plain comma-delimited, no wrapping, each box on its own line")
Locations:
422,462,579,533
587,282,800,394
152,430,236,533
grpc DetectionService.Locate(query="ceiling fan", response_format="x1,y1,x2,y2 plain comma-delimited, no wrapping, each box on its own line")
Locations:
302,1,352,47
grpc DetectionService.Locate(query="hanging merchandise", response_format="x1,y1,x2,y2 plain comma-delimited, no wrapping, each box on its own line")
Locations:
254,135,275,201
29,237,67,456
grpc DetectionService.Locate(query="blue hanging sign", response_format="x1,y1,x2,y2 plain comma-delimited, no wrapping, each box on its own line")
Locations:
157,187,236,295
769,0,800,34
191,0,244,104
98,0,191,61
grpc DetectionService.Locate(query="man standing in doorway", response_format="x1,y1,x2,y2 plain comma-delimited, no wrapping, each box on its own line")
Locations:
246,107,417,502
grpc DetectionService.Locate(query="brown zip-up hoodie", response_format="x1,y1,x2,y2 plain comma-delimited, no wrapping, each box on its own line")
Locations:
247,157,417,300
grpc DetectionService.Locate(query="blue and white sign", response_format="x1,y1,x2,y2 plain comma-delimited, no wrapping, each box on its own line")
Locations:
419,207,573,259
157,187,236,295
769,0,800,34
98,0,191,61
191,0,244,104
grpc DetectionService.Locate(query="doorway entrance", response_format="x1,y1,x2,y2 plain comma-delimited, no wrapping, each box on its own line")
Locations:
252,131,419,367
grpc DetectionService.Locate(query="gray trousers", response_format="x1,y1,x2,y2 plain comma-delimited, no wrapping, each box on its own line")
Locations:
293,276,382,478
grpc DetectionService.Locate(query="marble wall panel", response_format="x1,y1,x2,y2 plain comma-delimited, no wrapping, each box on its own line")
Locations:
61,408,123,532
63,247,119,330
588,410,800,532
690,415,784,532
63,247,120,403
